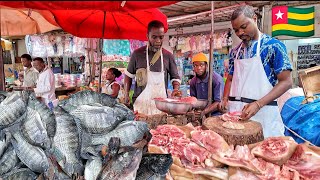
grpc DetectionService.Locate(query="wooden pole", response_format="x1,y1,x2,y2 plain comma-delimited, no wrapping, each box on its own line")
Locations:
207,1,215,114
0,7,5,91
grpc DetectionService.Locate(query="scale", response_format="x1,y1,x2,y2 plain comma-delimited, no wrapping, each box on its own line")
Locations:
154,98,208,127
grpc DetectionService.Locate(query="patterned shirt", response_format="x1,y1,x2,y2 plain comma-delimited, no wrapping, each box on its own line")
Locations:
228,34,292,86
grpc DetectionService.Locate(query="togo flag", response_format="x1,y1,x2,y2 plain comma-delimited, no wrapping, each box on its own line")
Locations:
272,6,314,37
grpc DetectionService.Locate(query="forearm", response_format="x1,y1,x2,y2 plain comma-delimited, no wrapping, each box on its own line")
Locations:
258,78,292,107
222,75,232,100
257,71,293,107
124,75,132,94
203,102,219,115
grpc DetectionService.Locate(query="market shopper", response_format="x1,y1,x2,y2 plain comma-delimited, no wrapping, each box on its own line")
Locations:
190,53,224,117
218,5,293,137
124,20,181,115
32,57,58,108
21,54,39,87
102,68,124,102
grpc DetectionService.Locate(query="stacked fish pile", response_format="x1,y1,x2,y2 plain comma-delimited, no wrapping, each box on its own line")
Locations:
0,90,173,180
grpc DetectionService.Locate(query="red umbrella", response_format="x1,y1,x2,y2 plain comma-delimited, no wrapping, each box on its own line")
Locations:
0,1,178,11
48,8,168,40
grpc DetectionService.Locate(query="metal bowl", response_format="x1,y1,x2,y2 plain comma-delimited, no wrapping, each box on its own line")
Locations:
154,98,193,115
192,99,208,110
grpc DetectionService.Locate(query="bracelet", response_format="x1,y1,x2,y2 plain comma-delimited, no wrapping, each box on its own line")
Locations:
254,101,262,109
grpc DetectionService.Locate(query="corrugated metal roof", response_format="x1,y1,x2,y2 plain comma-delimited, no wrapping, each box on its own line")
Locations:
160,1,320,29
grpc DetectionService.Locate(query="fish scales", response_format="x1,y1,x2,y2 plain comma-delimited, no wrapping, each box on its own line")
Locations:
11,132,49,173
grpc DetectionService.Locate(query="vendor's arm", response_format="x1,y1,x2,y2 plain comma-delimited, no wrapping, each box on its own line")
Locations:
110,83,120,98
168,53,182,97
189,78,196,97
242,42,293,120
218,49,235,111
203,72,224,116
124,52,137,103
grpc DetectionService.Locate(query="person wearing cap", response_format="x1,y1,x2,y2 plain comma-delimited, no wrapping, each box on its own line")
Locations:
189,52,224,117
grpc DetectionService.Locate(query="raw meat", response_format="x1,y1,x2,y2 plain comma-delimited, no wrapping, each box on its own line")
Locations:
222,121,245,130
151,125,186,138
285,144,320,180
190,129,230,154
251,136,298,166
221,111,242,122
183,142,210,166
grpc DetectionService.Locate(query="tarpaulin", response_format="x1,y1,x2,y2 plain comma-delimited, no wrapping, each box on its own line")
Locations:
281,94,320,146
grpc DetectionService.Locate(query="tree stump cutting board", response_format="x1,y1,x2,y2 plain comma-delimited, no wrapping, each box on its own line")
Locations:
203,116,264,146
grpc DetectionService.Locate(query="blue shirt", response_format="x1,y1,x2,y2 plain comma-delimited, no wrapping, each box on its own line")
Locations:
189,71,224,115
228,34,292,86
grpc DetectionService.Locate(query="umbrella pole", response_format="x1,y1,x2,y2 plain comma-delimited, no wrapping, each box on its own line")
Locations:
0,8,5,91
98,11,106,93
207,1,215,116
98,38,103,93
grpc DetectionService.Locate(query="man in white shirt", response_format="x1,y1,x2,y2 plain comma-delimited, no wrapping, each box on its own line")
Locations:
32,57,58,107
21,54,38,87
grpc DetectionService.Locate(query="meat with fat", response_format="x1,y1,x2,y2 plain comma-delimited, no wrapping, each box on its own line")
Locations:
221,111,242,122
251,136,298,166
190,129,230,154
285,144,320,180
183,142,211,166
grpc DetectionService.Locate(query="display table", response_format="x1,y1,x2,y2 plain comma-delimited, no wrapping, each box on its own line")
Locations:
55,86,77,96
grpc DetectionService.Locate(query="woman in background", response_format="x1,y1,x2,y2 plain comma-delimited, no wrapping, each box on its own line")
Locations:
102,68,123,100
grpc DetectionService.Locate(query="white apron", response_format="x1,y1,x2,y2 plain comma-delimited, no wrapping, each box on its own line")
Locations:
133,45,167,115
229,33,284,138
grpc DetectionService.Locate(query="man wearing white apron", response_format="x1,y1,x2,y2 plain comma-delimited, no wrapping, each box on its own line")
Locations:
124,20,181,115
219,5,293,138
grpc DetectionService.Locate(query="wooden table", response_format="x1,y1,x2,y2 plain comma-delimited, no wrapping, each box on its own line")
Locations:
55,86,77,96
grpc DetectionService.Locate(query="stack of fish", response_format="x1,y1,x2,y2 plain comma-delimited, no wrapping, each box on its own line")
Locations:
0,90,173,180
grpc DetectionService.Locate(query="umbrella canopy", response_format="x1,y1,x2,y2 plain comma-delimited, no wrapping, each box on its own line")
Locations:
0,7,60,37
0,1,178,11
48,8,168,40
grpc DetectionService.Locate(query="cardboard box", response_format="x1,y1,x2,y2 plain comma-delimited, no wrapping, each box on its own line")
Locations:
298,65,320,97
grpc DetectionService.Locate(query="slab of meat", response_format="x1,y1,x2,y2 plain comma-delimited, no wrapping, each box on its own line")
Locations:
151,125,186,138
211,145,260,173
221,111,242,122
229,168,260,180
251,136,298,166
222,121,245,130
190,129,230,154
285,144,320,180
183,142,211,166
184,165,228,180
149,134,169,147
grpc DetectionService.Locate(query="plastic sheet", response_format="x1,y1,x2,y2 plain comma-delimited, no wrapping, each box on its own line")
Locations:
281,94,320,146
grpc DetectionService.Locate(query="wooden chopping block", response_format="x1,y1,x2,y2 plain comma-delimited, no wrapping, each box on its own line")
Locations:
203,116,264,146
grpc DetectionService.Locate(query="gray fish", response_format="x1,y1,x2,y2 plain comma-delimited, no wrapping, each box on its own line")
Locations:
28,93,56,138
0,168,37,180
97,143,142,180
0,93,26,128
11,132,49,173
0,91,7,103
53,107,84,177
0,145,19,175
84,158,102,180
0,132,11,158
82,121,149,156
112,103,135,121
59,90,116,112
136,154,173,180
69,105,126,134
20,107,51,149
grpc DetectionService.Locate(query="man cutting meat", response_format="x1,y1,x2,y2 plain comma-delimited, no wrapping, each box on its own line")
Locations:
124,20,181,115
189,53,224,117
219,5,293,138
